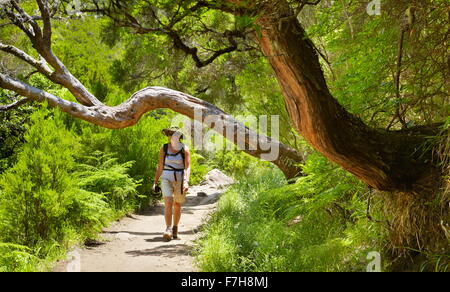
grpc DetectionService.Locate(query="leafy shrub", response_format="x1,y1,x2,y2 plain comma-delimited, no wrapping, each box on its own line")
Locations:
0,243,39,272
205,142,272,179
189,151,210,186
0,109,90,246
195,153,386,272
0,107,141,271
75,151,142,213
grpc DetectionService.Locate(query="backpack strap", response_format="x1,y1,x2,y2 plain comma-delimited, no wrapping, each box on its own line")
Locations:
180,144,185,166
163,143,169,166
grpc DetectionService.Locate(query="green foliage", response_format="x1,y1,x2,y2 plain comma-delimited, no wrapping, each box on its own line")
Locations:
304,0,450,128
0,107,142,271
195,154,386,272
418,252,450,272
235,58,304,150
189,151,210,186
0,95,32,173
0,243,39,272
52,15,123,103
195,132,274,179
0,74,59,173
208,147,272,179
76,151,142,212
0,108,85,246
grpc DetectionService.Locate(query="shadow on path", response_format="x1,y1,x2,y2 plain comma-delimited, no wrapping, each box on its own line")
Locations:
103,228,200,237
125,244,191,258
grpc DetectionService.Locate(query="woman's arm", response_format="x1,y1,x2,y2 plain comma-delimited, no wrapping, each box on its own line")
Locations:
183,146,191,192
153,147,165,189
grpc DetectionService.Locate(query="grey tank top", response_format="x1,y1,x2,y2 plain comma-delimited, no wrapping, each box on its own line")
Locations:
161,145,185,182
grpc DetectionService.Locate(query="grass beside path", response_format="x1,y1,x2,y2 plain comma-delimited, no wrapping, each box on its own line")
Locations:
193,156,387,272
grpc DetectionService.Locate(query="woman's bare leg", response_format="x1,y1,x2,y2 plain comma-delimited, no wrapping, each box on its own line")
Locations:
164,197,174,228
173,202,182,227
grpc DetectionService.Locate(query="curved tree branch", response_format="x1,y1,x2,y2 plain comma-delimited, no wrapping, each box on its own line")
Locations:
1,2,304,179
0,72,304,178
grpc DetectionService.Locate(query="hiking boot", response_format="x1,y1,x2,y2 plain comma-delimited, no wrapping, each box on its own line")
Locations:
172,226,178,239
163,227,172,242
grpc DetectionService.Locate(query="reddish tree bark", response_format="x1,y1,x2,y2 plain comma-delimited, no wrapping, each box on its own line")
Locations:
246,0,440,192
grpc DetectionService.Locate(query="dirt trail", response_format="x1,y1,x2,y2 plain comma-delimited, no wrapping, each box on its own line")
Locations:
54,169,233,272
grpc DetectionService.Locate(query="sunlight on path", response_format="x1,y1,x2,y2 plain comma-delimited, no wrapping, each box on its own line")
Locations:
54,170,233,272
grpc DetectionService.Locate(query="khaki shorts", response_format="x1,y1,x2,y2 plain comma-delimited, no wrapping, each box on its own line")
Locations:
161,179,186,204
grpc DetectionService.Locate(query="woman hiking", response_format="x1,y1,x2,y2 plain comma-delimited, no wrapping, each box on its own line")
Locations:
152,126,191,242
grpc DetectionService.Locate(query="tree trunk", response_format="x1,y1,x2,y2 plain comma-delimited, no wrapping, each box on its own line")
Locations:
251,0,440,192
